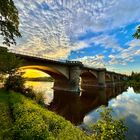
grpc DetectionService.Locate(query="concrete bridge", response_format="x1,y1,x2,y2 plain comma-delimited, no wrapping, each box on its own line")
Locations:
1,47,127,93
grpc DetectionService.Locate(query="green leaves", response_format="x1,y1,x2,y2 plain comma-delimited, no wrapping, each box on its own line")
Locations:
0,48,23,74
8,92,90,140
133,26,140,39
90,106,128,140
0,0,21,46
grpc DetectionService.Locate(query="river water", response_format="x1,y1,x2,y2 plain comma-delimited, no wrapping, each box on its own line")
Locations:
26,81,140,140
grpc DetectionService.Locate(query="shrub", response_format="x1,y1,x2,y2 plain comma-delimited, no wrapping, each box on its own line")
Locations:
90,106,128,140
8,92,90,140
35,91,44,105
4,72,25,92
0,90,13,140
23,87,36,99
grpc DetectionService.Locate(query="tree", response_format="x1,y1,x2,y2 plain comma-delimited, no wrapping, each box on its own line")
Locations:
90,107,128,140
0,47,25,91
133,26,140,39
0,0,21,46
0,47,23,75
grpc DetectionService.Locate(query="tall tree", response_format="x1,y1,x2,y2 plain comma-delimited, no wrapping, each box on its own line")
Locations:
0,0,21,46
133,26,140,39
0,47,22,75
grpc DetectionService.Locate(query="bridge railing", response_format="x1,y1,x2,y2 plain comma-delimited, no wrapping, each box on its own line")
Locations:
8,49,83,65
9,49,65,61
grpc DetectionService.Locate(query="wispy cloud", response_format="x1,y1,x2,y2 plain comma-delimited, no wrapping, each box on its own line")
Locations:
6,0,140,71
108,39,140,65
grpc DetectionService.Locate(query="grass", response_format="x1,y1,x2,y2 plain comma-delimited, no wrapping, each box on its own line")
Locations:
0,89,91,140
0,89,13,140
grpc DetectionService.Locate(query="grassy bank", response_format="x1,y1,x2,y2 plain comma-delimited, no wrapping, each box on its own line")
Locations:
0,89,90,140
0,90,13,140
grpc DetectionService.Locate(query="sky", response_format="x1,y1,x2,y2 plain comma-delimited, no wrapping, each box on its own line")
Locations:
6,0,140,74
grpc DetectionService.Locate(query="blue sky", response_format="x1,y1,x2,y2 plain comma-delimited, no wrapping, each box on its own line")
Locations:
9,0,140,74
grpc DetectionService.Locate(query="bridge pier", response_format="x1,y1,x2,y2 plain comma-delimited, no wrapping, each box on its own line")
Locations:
98,70,106,87
69,66,81,93
53,66,81,94
111,74,115,86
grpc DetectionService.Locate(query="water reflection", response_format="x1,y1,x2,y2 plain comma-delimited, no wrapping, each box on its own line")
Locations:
133,86,140,93
84,87,140,140
25,81,54,105
47,85,127,125
26,81,140,140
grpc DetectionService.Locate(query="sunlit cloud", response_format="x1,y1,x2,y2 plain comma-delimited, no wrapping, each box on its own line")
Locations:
0,0,139,73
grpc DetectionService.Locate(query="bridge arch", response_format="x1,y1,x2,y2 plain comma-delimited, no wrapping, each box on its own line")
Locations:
113,75,118,82
105,73,111,81
20,65,80,92
80,70,98,89
20,65,68,80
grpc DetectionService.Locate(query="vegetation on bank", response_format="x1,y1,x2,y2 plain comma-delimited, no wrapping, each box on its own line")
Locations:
25,76,54,82
0,89,128,140
0,89,90,140
89,107,128,140
0,90,13,140
127,72,140,86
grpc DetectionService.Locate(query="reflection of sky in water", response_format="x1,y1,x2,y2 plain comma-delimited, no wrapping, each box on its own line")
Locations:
25,81,54,105
84,87,140,140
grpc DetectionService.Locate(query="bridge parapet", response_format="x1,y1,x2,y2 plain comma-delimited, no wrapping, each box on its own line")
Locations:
9,49,84,67
9,49,63,62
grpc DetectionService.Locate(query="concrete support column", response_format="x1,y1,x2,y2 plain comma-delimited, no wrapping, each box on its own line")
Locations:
111,74,115,86
98,71,106,87
69,66,81,93
53,66,81,94
118,75,121,82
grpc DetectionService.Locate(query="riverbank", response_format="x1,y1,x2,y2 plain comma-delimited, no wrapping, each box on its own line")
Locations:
0,89,90,140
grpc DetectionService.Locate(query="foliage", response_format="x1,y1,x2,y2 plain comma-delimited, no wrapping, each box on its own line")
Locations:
0,89,13,140
0,89,128,140
90,106,128,140
8,91,90,140
127,71,140,85
34,91,44,105
4,71,25,92
0,47,23,75
0,0,21,46
26,76,54,82
0,47,26,93
23,87,45,106
133,26,140,39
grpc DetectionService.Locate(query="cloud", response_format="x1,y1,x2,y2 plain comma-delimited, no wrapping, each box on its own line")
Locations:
84,87,140,126
13,0,140,44
13,36,88,60
108,39,140,65
5,0,139,71
87,34,123,52
73,55,105,68
110,87,140,122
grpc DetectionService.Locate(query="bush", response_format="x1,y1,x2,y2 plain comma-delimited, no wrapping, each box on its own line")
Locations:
35,91,44,105
0,90,13,140
4,72,25,92
8,92,90,140
90,106,128,140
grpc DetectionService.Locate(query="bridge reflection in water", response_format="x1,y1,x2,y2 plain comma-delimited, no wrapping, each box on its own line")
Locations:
46,84,128,125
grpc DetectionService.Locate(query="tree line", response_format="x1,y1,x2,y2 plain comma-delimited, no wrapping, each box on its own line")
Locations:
127,71,140,85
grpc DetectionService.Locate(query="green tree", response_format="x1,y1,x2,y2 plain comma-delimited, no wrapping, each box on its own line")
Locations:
133,26,140,39
0,47,22,75
0,47,25,91
0,0,21,46
90,107,128,140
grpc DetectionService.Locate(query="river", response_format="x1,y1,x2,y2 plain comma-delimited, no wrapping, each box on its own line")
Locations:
26,81,140,140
